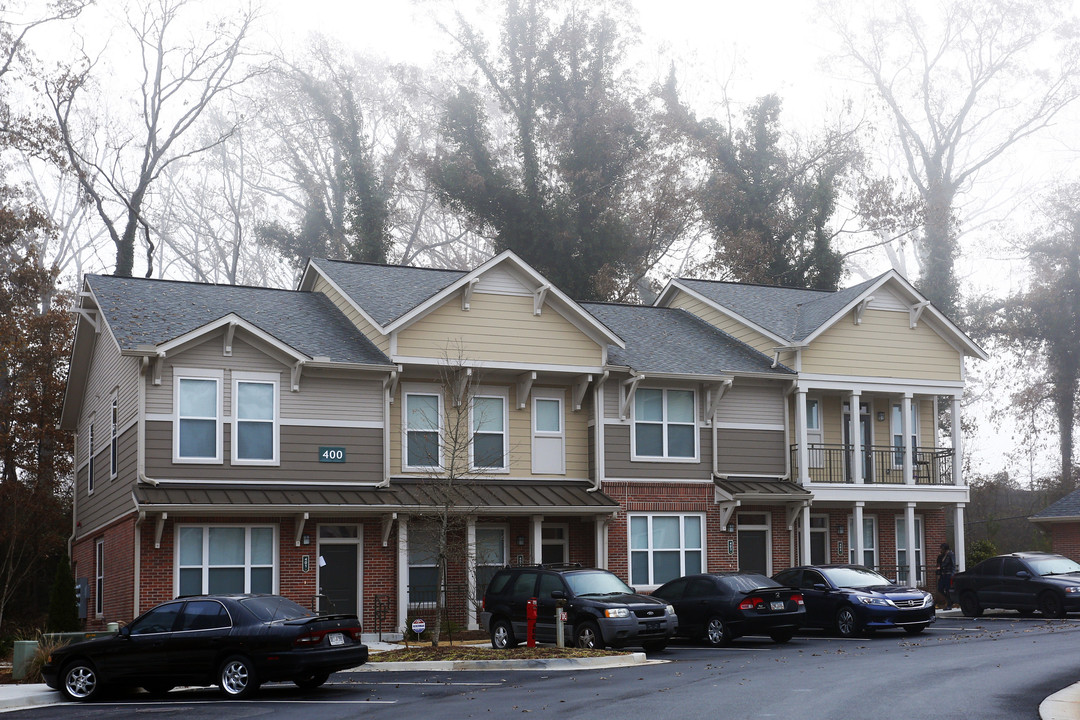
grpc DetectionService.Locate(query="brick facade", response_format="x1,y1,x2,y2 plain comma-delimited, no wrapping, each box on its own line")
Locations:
1049,523,1080,563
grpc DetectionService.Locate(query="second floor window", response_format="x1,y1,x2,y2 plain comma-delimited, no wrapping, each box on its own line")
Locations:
633,388,696,459
405,392,441,469
87,420,95,494
110,392,118,478
234,377,277,463
176,373,221,462
471,394,507,470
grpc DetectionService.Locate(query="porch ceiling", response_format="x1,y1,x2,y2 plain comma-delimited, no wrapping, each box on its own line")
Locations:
133,478,620,515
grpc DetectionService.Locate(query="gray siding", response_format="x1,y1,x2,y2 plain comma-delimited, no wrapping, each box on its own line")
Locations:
145,422,383,483
715,379,785,426
715,429,786,476
603,424,712,480
76,425,137,537
77,333,139,468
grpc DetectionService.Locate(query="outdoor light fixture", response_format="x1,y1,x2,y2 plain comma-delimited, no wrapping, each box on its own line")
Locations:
725,523,735,533
302,534,311,545
837,526,845,535
877,411,886,422
517,535,526,546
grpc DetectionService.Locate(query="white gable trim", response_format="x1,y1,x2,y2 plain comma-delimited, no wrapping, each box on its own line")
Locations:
382,250,625,349
154,314,310,364
655,279,789,346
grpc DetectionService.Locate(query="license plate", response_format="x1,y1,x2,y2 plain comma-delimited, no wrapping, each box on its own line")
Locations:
770,601,786,611
644,621,661,632
328,632,345,646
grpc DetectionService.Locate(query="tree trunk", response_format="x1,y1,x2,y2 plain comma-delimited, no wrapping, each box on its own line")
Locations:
919,179,959,318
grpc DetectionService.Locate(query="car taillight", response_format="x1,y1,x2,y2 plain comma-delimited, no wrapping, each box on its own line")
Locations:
294,631,324,646
739,597,763,611
792,594,804,606
349,626,363,641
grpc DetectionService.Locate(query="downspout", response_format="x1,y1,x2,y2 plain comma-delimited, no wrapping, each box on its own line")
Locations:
588,371,609,492
68,431,79,559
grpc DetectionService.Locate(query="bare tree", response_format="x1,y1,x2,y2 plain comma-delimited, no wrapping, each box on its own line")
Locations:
45,0,263,278
824,0,1080,317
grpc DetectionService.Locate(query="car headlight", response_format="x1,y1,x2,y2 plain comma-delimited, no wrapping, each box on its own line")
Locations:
857,596,896,607
923,592,935,607
605,608,630,618
1065,587,1080,594
666,604,675,616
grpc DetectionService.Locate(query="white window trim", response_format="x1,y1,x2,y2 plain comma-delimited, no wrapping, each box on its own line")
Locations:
407,522,441,609
402,384,443,472
848,514,879,569
173,368,224,464
895,515,925,584
94,538,104,617
87,415,95,496
630,388,700,463
230,371,280,466
531,389,566,475
809,513,830,565
174,524,279,596
627,513,705,590
807,397,824,468
475,524,509,572
737,511,773,576
890,402,920,469
469,386,509,473
109,390,118,479
541,523,570,565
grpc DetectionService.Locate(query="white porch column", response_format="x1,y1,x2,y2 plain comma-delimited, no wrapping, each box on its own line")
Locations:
397,515,410,634
795,389,810,484
531,515,544,564
852,502,865,564
902,394,914,485
952,395,964,487
800,504,812,566
466,517,478,630
905,503,917,586
850,391,863,484
594,516,608,569
954,504,966,572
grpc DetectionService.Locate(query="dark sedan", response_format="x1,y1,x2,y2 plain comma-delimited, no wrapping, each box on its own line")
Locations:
952,551,1080,618
773,565,935,637
652,572,805,646
43,594,368,701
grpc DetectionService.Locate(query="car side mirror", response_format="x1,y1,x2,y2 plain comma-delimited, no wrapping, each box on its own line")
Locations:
813,583,828,591
119,626,131,638
550,590,566,600
1016,570,1031,579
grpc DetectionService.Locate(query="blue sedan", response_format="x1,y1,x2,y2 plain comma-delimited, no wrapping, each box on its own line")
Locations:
773,565,936,637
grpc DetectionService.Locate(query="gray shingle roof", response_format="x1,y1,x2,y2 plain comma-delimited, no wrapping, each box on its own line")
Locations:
582,303,793,376
312,258,467,326
87,275,392,366
677,274,885,342
1032,487,1080,521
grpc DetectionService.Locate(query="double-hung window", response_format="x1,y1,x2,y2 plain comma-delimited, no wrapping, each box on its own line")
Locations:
895,516,924,585
474,526,507,598
408,524,439,607
232,372,279,464
94,538,104,617
891,403,919,467
174,369,223,463
177,525,275,596
471,390,508,471
110,391,118,479
404,389,441,470
629,514,703,587
633,388,697,460
532,392,565,474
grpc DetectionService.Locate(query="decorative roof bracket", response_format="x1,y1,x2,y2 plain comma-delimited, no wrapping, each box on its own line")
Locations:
223,322,236,357
909,300,931,328
853,296,874,325
572,374,593,412
294,512,309,547
382,512,397,547
461,277,480,311
706,379,733,421
517,371,536,410
154,512,168,549
533,285,550,315
619,374,644,420
291,360,304,392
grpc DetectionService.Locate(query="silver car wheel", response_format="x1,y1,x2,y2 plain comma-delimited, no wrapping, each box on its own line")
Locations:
64,664,97,700
220,658,252,696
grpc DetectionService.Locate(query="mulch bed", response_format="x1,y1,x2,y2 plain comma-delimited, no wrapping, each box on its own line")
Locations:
370,645,626,662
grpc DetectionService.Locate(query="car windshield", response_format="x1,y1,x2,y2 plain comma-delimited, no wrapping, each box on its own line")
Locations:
565,571,634,596
820,567,892,589
719,574,780,593
1026,556,1080,576
239,596,316,621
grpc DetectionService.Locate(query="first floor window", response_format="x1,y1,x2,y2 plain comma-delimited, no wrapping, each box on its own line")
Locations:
633,388,696,459
895,516,924,584
177,526,275,596
408,527,439,607
629,514,703,586
475,527,506,596
94,538,104,616
405,392,440,469
848,516,878,569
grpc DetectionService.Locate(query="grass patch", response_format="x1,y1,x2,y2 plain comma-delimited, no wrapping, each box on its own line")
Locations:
369,645,628,662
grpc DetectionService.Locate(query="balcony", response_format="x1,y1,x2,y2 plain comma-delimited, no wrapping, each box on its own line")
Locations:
790,444,955,485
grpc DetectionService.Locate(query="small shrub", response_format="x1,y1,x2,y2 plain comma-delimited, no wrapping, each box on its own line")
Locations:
967,539,998,567
22,635,71,684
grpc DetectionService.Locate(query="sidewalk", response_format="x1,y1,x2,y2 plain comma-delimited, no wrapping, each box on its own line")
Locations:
0,684,58,713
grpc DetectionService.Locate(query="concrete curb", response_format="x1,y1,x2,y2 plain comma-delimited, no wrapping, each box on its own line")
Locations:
1040,682,1080,720
356,652,650,672
0,685,59,713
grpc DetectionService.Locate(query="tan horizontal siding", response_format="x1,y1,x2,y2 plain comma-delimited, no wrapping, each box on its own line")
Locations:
312,276,390,354
395,293,603,367
716,429,786,476
603,424,713,480
668,291,775,355
145,422,383,483
800,309,963,381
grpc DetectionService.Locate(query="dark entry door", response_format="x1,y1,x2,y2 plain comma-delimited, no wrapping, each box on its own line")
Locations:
738,530,768,574
319,544,358,616
843,409,873,481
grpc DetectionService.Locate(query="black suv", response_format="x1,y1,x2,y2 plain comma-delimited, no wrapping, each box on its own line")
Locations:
480,565,677,651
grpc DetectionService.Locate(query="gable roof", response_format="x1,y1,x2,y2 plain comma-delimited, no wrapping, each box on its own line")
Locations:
660,271,987,359
1031,487,1080,523
582,303,793,377
85,274,393,366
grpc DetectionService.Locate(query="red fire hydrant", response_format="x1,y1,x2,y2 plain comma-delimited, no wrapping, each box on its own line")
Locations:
526,597,538,647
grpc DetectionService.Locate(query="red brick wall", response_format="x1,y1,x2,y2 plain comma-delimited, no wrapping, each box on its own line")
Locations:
72,514,136,630
1050,523,1080,562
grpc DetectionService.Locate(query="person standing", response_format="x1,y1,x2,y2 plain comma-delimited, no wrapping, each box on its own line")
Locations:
936,542,956,609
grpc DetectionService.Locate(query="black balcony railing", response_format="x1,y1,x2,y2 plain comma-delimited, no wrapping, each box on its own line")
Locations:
790,444,955,485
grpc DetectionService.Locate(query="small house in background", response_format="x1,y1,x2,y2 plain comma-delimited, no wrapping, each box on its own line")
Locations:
61,251,986,634
1031,490,1080,562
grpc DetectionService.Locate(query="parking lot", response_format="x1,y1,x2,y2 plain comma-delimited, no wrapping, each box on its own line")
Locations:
7,613,1080,720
